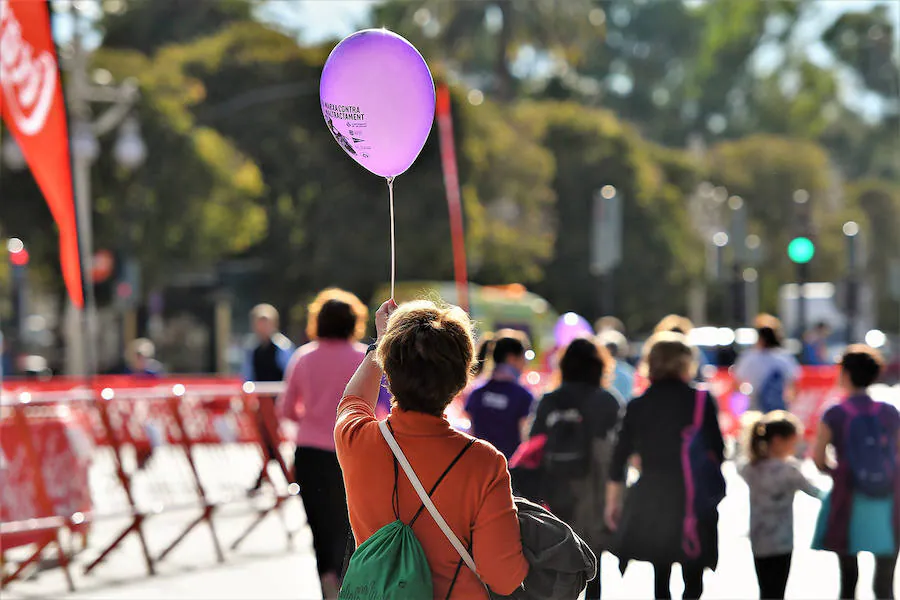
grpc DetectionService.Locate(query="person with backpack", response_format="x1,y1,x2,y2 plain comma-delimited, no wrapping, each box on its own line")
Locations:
465,331,535,459
734,315,800,413
529,337,623,599
335,300,528,599
604,332,725,600
812,345,900,599
740,411,823,599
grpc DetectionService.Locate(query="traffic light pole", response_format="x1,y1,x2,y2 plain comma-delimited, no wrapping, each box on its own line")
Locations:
797,261,809,338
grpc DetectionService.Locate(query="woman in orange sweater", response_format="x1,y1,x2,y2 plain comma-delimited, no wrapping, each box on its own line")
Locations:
335,300,528,599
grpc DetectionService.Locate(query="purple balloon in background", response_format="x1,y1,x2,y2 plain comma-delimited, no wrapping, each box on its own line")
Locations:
320,29,436,178
554,312,594,347
729,391,750,417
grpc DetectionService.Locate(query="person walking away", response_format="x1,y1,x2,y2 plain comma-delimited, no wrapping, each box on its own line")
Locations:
812,345,900,599
465,331,535,459
336,300,528,598
595,316,626,337
278,289,368,598
530,338,623,599
740,411,823,599
125,338,163,377
802,321,832,366
243,304,294,495
448,334,495,433
598,329,635,403
605,332,725,600
654,314,712,381
734,315,800,413
243,303,294,382
125,338,163,469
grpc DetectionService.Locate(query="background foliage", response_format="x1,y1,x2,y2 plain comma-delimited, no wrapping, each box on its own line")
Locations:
2,0,898,337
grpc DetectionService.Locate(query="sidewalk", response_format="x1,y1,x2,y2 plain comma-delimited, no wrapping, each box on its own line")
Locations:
0,463,868,599
3,502,323,600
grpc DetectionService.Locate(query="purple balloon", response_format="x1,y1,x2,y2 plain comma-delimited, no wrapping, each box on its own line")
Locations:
320,29,435,178
554,312,594,347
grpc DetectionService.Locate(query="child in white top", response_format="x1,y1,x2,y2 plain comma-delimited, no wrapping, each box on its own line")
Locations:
739,411,823,600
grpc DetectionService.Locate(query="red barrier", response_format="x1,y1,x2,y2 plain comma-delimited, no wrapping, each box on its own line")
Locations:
705,366,841,443
0,403,78,590
0,380,297,592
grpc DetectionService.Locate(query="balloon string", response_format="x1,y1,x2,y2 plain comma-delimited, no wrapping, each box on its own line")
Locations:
387,176,396,300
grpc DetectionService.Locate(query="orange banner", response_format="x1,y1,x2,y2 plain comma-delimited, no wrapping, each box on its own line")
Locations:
1,0,83,307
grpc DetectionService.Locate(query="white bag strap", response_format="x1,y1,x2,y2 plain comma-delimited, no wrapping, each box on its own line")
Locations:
379,420,480,578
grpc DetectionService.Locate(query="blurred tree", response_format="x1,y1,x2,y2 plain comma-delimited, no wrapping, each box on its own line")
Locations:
515,101,703,332
0,54,268,302
375,0,895,183
708,135,844,314
820,6,900,180
373,0,596,100
100,0,255,55
146,22,555,319
0,130,81,297
31,0,891,339
88,48,267,290
846,179,900,332
822,6,899,99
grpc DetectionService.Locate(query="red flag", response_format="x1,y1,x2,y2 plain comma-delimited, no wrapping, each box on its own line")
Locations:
1,0,83,308
435,84,469,312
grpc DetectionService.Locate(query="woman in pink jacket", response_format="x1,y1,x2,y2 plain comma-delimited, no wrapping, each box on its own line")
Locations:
279,288,368,598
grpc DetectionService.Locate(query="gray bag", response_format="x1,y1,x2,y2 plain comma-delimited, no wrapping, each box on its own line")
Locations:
492,497,598,600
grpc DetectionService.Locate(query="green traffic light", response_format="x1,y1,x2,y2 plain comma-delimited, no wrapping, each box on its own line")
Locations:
787,237,815,264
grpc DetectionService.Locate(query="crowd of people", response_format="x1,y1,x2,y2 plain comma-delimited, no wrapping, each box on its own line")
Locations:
240,288,899,600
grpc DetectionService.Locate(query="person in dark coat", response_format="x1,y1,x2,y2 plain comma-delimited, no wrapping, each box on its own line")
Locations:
242,303,294,494
530,337,622,599
605,332,725,600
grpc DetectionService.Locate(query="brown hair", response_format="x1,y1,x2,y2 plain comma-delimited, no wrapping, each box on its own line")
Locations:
653,314,695,336
376,301,475,416
746,411,803,464
492,329,530,365
754,314,784,349
841,344,884,388
306,288,368,341
641,331,697,382
473,333,495,378
559,337,613,388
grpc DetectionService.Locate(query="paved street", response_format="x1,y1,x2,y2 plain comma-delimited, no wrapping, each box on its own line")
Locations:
1,462,886,599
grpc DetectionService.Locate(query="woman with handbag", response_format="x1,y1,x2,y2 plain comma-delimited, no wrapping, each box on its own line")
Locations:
604,332,725,599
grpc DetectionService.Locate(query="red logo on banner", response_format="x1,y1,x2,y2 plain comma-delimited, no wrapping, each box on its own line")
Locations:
0,0,83,307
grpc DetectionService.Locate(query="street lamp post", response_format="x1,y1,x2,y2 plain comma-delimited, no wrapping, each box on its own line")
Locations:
3,4,146,374
688,180,727,325
843,220,860,344
728,195,747,327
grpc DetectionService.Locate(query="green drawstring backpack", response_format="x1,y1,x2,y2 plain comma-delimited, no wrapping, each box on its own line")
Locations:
339,420,480,600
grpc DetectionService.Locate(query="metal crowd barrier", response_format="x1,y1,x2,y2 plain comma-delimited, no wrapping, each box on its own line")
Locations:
0,380,297,592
